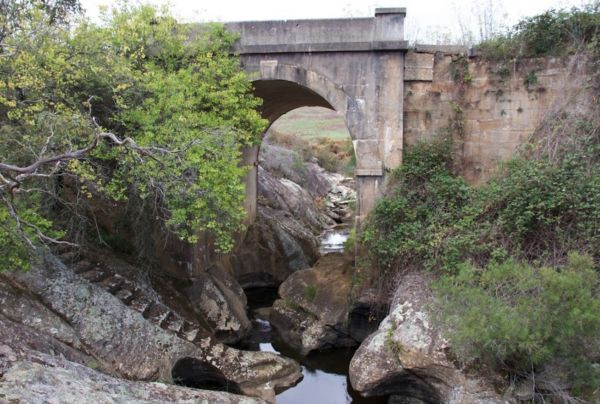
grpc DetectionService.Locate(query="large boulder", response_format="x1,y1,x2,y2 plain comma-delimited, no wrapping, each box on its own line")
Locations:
257,165,332,233
3,255,302,402
0,345,263,403
182,266,252,343
259,143,334,199
230,166,331,289
269,253,357,355
231,145,356,289
349,271,512,404
230,204,321,289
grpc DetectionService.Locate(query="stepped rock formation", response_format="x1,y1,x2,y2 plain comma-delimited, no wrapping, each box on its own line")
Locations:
1,253,302,402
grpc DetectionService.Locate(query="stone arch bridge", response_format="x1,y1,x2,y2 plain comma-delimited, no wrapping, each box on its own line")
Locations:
225,8,408,224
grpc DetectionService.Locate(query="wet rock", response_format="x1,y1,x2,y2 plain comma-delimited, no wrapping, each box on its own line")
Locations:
349,271,512,404
0,348,264,403
269,253,357,355
4,254,302,402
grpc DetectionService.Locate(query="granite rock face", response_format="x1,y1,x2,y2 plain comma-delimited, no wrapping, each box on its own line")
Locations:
2,255,302,402
349,271,513,404
0,346,264,404
230,165,329,289
269,253,357,356
231,148,356,289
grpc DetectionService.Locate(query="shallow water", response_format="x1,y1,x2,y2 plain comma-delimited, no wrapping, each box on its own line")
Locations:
319,227,350,255
238,288,387,404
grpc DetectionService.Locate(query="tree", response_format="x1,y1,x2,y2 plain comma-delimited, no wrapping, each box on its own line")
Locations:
0,2,266,270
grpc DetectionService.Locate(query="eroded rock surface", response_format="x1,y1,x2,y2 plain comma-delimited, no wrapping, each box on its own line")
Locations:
0,345,264,404
349,271,512,404
2,255,302,402
230,166,329,288
231,150,356,289
269,253,357,355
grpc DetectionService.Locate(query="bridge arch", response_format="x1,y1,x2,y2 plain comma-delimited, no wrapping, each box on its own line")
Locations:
242,65,359,224
250,63,361,142
230,8,408,224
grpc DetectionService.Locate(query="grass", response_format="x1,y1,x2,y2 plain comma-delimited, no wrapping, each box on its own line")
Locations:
266,106,355,175
271,107,350,141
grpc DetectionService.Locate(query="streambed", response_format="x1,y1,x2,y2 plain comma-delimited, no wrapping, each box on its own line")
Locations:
236,287,387,404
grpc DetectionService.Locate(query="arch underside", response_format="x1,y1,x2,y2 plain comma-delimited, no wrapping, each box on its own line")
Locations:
252,79,335,124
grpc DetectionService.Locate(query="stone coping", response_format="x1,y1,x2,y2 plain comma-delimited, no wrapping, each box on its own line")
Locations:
233,41,409,54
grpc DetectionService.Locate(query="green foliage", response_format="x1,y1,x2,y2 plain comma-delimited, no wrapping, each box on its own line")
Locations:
449,55,472,85
362,133,600,276
266,129,355,175
343,227,356,253
304,285,317,301
434,253,600,393
477,3,600,60
523,70,538,89
0,2,267,269
361,116,600,399
362,138,471,274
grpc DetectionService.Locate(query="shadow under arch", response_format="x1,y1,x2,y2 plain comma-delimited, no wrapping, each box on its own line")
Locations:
250,63,361,141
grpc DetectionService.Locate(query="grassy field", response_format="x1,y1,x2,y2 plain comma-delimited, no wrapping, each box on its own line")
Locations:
265,107,355,175
270,107,350,140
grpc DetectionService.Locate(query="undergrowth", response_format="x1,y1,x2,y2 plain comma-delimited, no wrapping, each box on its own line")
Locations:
477,3,600,60
360,126,600,398
359,5,600,399
266,129,355,175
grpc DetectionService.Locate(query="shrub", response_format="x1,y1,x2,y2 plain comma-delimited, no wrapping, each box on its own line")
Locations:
361,138,472,275
362,136,600,276
433,253,600,394
477,4,600,60
304,285,317,301
343,227,356,253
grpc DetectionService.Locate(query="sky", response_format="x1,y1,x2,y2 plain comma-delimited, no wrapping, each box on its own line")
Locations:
79,0,588,43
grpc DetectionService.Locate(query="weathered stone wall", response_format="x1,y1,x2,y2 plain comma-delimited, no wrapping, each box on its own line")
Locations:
404,50,595,183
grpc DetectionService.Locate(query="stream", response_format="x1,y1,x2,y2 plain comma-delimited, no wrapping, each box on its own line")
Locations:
319,226,350,255
234,226,387,403
237,287,387,404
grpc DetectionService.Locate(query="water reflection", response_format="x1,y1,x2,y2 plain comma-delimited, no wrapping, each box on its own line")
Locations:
237,288,387,404
320,228,350,254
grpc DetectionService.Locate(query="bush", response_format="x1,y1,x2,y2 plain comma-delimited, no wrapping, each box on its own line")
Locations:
361,138,472,275
362,137,600,275
343,227,356,253
361,132,600,399
477,4,600,60
434,253,600,394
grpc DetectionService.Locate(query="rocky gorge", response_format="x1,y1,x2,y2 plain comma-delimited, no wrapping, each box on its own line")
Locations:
0,129,364,403
0,111,568,404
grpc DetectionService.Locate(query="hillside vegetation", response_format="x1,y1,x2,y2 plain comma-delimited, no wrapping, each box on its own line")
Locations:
361,4,600,401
